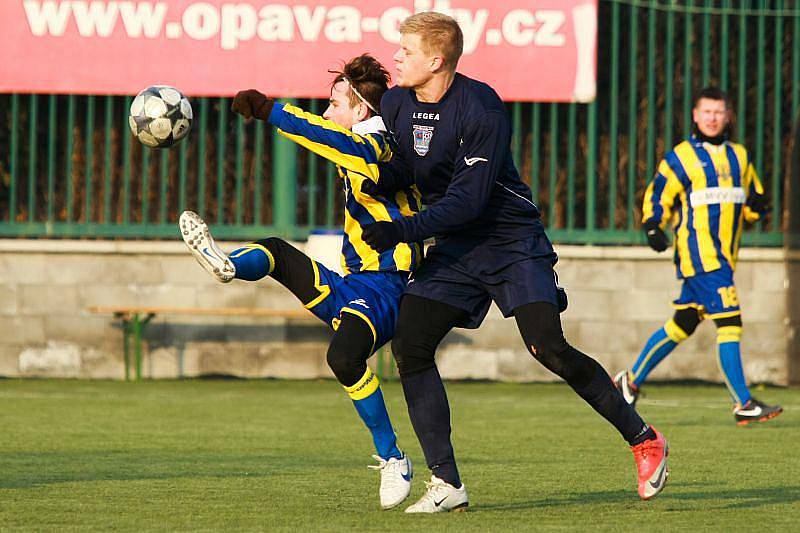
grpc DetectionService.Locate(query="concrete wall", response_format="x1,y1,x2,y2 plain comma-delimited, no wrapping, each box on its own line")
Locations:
0,239,793,384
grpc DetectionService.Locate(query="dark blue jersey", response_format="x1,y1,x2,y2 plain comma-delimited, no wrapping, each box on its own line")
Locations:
380,73,543,245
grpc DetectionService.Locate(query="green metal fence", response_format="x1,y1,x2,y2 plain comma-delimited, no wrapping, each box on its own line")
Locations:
0,0,796,245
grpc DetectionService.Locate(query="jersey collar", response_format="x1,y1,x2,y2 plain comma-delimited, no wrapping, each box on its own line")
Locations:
352,116,387,136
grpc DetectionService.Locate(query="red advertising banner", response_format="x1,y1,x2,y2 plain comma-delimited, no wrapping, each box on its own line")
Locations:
0,0,597,102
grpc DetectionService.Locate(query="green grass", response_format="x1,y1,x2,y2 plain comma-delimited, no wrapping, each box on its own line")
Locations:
1,379,798,531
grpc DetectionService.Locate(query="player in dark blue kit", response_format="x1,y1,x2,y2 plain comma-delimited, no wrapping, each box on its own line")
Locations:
360,12,670,512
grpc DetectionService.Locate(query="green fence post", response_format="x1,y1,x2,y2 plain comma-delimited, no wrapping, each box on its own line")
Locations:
84,96,95,223
254,119,265,225
103,96,113,224
308,99,320,227
665,3,675,154
326,161,335,228
122,96,133,225
609,1,620,229
197,97,208,215
566,104,576,231
720,0,730,91
627,2,638,231
9,94,19,223
646,3,656,182
65,95,76,223
28,94,38,223
586,100,597,237
548,104,559,227
273,99,298,234
530,103,541,201
216,97,227,224
771,0,784,230
235,113,245,225
122,315,131,382
47,94,56,226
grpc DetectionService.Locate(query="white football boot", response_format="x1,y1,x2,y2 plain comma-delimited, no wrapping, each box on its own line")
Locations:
368,454,413,510
179,210,235,283
404,475,468,513
614,370,640,407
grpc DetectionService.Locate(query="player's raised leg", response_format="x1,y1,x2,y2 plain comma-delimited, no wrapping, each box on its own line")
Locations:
514,302,668,500
179,216,412,508
179,210,236,282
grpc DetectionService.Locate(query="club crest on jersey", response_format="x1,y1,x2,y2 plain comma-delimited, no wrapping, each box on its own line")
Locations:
413,125,434,156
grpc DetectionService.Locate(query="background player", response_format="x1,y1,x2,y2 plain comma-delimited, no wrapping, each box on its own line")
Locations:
179,54,421,509
614,87,783,426
360,12,669,512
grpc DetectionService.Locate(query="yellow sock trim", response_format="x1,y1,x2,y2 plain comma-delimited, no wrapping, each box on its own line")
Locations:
631,337,672,382
344,367,380,401
717,325,742,344
664,319,689,343
229,243,275,274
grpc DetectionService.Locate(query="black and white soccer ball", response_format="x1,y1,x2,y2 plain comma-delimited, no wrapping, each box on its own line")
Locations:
129,85,192,148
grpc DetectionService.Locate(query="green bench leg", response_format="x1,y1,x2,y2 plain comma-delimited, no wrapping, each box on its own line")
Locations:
375,345,397,382
122,316,131,382
120,313,155,381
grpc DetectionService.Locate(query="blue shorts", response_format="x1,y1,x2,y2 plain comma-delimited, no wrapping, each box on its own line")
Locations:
673,267,741,318
405,233,561,329
306,263,408,352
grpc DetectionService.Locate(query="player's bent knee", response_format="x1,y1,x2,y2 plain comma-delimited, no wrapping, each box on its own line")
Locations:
713,314,742,328
672,307,702,336
326,314,374,386
326,347,365,387
391,334,436,376
253,236,288,254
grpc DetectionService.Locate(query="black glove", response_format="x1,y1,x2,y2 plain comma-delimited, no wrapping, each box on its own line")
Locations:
362,221,401,253
556,286,568,313
231,89,274,120
643,219,669,252
360,179,388,198
746,193,769,215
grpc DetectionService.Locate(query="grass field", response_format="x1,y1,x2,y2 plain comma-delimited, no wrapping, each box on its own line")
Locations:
2,379,798,531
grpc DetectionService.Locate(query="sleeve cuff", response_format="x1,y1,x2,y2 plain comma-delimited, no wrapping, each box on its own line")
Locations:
267,102,286,127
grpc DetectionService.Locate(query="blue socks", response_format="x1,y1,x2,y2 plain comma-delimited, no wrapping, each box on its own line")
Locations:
631,319,688,386
344,367,402,460
228,244,274,281
717,326,751,405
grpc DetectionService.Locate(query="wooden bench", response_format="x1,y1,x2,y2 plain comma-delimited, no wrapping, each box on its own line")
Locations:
87,306,395,381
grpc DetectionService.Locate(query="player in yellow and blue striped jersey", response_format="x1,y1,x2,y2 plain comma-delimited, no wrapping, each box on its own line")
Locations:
614,87,782,425
179,55,420,509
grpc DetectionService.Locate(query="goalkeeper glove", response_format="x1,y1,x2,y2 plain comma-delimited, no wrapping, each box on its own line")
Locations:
231,89,275,121
362,221,401,253
643,219,669,252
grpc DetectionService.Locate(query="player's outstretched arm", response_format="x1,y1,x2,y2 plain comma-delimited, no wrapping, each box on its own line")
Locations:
362,111,509,252
231,89,387,180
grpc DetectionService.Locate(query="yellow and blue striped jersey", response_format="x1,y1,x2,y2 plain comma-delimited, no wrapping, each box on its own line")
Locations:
642,137,764,279
269,103,422,275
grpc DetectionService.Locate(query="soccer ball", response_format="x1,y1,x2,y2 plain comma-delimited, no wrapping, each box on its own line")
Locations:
129,85,192,148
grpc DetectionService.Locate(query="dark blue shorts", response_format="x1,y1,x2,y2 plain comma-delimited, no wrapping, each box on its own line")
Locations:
405,233,561,329
306,264,408,352
673,266,741,319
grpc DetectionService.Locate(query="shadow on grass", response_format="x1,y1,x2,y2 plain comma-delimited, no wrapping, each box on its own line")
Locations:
476,484,800,512
0,450,338,490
